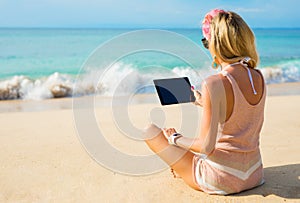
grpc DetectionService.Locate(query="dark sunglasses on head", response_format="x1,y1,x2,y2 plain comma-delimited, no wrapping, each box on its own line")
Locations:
201,38,209,49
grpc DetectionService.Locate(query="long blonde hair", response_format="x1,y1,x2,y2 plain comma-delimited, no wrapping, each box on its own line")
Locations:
210,11,259,68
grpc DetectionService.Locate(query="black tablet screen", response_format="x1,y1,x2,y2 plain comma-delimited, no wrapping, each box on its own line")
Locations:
153,77,195,105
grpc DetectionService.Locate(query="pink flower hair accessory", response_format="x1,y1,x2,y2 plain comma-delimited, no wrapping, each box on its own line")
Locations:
202,9,226,40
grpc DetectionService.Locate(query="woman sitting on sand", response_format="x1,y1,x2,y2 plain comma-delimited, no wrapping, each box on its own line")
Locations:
144,9,266,195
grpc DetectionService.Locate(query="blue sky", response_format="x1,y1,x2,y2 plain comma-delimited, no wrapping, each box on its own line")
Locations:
0,0,299,28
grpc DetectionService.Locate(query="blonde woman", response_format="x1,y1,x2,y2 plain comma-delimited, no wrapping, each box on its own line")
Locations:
144,9,266,195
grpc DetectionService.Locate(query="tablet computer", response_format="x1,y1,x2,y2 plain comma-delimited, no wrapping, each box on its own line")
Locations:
153,77,195,105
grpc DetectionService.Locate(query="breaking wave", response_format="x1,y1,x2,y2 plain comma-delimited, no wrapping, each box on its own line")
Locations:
0,61,299,100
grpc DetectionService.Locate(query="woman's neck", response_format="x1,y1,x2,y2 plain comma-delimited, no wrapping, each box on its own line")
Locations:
220,62,231,70
220,61,243,71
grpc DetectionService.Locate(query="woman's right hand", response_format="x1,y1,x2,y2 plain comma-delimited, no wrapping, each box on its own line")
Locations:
191,86,203,107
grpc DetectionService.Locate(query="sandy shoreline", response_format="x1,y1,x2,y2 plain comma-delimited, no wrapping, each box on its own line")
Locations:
0,84,300,202
1,82,300,113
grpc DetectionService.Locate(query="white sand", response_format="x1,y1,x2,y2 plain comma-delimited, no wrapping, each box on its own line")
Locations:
0,95,299,202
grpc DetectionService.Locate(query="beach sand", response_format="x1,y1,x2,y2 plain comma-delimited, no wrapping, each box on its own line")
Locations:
0,85,300,202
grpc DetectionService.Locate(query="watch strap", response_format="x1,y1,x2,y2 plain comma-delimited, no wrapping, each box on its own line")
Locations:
168,133,183,146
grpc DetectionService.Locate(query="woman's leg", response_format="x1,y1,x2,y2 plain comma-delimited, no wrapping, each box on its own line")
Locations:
144,124,200,190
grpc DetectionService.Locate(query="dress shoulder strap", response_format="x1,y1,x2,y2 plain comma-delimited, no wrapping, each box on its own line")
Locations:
245,67,257,95
221,61,258,95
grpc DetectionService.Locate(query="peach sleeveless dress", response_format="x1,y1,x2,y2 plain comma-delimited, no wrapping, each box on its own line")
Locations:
193,63,266,195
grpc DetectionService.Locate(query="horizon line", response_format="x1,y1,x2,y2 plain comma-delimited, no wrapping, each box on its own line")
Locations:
0,26,300,30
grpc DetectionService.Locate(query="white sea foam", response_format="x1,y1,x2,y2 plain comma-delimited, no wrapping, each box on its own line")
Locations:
0,73,74,100
0,61,299,100
260,61,300,84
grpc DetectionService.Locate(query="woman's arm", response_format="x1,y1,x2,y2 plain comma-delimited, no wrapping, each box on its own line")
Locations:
163,75,225,155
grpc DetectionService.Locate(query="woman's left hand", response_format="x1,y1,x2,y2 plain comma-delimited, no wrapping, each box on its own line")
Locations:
162,128,177,139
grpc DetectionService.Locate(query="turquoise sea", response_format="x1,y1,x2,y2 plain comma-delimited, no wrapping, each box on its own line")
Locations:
0,28,300,100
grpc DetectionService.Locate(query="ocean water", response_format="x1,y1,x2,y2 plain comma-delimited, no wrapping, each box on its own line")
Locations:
0,28,299,100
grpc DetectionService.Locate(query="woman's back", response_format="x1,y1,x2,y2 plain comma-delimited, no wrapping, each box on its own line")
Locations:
221,63,265,122
217,63,266,151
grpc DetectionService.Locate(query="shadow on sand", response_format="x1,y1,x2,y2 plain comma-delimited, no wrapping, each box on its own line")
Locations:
234,164,300,199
